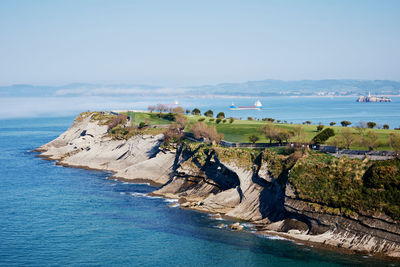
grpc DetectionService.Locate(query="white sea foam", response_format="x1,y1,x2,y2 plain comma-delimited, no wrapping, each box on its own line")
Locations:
169,203,179,208
130,192,162,199
164,198,178,203
259,234,289,241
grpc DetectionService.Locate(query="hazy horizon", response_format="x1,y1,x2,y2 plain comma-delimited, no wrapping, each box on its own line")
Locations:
1,0,399,86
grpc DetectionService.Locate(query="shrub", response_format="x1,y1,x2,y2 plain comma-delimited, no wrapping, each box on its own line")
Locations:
170,106,184,114
277,120,281,123
107,114,128,131
317,125,324,132
192,108,201,115
198,117,205,122
248,117,253,121
163,123,184,145
190,121,223,143
367,121,376,128
209,118,215,122
216,118,222,124
304,121,312,125
217,112,225,119
248,135,259,144
185,109,191,114
341,120,351,127
329,122,336,126
204,110,214,117
229,117,234,123
222,119,227,123
311,128,335,144
138,122,146,129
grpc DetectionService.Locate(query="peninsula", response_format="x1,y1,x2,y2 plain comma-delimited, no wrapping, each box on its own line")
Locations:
36,111,400,259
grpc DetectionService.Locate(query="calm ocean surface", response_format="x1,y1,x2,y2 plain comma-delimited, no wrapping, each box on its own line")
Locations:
0,104,400,266
2,96,400,128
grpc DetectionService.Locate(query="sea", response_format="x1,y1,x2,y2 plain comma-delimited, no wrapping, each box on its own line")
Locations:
1,97,400,266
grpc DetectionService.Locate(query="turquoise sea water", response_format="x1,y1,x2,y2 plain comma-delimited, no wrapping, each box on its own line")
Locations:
1,117,400,266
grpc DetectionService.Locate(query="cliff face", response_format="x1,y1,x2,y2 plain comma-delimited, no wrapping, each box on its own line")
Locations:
37,113,400,258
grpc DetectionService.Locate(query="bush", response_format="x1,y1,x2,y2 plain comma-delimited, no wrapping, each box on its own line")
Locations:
216,118,222,124
222,119,227,123
107,114,128,131
311,128,335,144
192,108,201,115
329,122,336,126
209,118,215,122
341,120,351,127
198,117,205,122
229,117,234,123
304,121,312,125
317,125,324,132
367,121,376,128
248,135,259,144
248,117,253,121
138,122,146,129
217,112,225,119
190,121,223,143
383,124,389,130
204,110,214,117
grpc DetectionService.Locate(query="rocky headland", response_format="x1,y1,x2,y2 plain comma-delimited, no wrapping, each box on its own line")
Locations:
36,112,400,259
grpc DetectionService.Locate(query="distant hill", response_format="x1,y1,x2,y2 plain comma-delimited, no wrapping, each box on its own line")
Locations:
1,79,399,97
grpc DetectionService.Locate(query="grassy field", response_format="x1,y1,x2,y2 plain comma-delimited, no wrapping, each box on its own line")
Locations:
124,111,399,151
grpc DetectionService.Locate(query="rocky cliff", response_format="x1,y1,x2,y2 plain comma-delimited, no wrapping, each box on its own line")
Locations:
37,113,400,258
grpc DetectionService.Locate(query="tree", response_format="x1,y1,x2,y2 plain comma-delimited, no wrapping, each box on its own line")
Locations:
362,131,379,151
229,117,234,123
185,109,191,114
293,124,306,142
190,121,223,144
175,114,188,130
171,106,184,114
163,123,184,145
388,133,400,156
222,119,227,123
275,129,293,144
341,128,355,149
204,110,214,117
248,135,259,144
216,112,225,119
304,121,312,125
317,125,324,132
259,123,276,144
367,121,376,128
216,118,222,124
147,105,156,113
329,122,336,126
355,121,367,136
341,120,351,127
156,104,168,115
192,108,201,115
248,117,253,121
262,118,275,122
383,124,390,130
311,128,335,144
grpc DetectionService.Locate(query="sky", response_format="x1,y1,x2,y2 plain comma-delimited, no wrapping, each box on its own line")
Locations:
0,0,399,87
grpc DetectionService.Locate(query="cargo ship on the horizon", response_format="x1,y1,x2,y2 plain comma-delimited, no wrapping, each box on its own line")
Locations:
230,100,262,110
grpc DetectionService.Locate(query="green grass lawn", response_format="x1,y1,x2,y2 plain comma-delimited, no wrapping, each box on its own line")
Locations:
128,112,399,151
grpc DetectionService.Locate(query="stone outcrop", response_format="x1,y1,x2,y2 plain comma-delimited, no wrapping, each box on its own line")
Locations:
37,113,400,258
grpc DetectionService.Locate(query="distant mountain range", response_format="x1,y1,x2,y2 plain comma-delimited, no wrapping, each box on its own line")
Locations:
1,79,399,97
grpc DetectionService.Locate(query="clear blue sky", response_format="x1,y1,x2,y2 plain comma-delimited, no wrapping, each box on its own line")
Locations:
0,0,399,86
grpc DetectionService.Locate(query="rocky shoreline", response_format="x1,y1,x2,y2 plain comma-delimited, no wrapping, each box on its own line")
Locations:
36,114,400,260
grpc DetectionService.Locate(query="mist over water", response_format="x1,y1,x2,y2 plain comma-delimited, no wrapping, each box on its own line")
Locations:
2,96,400,128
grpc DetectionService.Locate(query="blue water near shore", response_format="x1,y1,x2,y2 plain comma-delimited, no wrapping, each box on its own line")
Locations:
1,116,400,266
